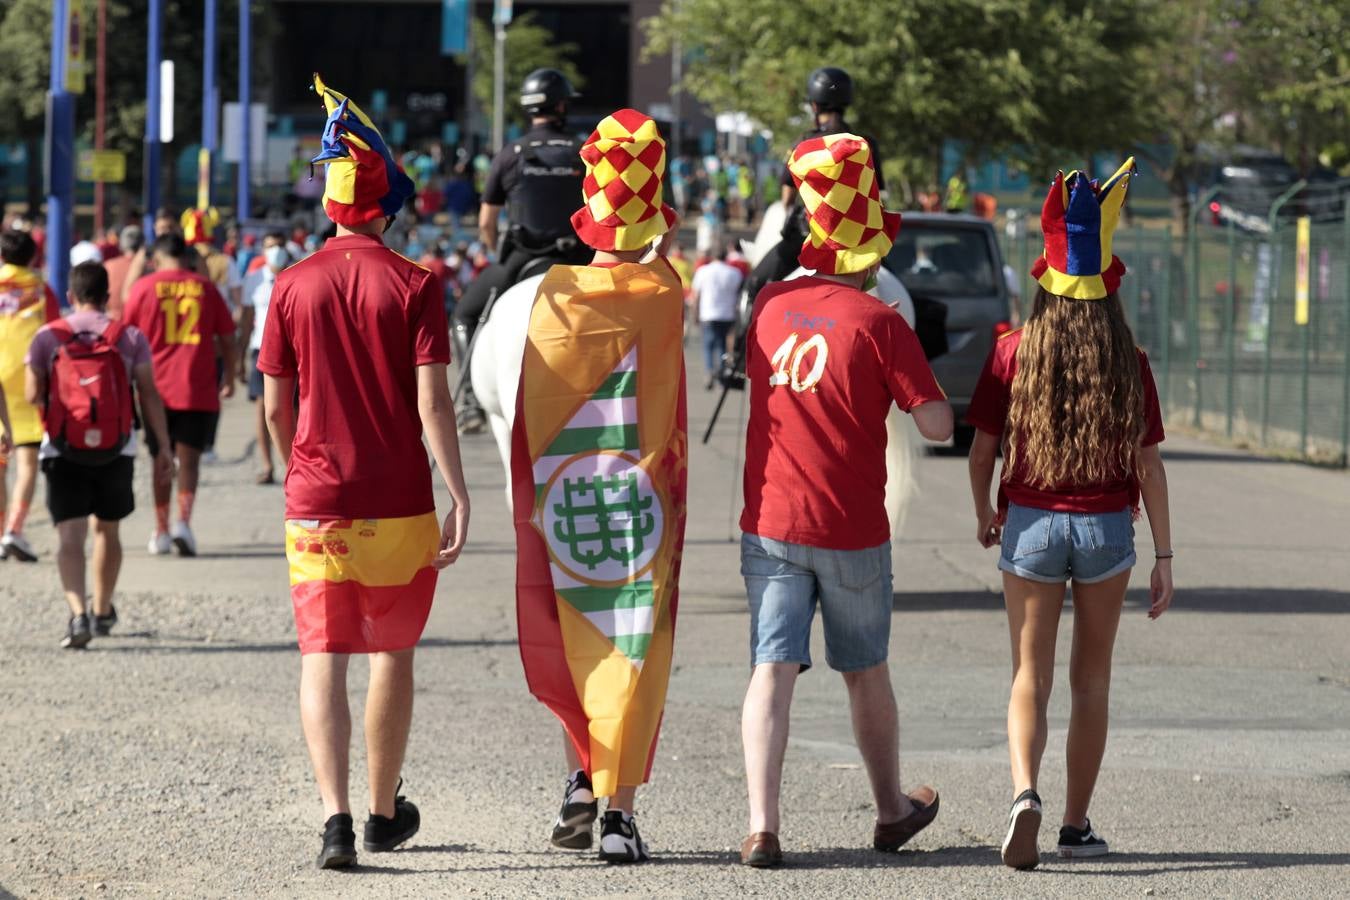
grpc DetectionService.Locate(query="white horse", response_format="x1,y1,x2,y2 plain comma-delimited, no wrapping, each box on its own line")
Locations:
470,211,922,535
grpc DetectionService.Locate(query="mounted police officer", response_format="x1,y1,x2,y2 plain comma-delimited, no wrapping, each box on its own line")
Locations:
454,68,588,434
745,67,888,303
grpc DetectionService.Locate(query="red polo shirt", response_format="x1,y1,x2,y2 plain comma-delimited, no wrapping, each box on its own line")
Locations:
966,328,1165,513
257,234,451,520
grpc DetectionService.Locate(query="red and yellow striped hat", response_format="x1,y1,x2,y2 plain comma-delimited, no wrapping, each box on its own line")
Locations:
571,109,677,252
788,133,900,275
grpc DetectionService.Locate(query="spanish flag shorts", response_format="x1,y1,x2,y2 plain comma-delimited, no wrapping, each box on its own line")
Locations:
285,513,440,655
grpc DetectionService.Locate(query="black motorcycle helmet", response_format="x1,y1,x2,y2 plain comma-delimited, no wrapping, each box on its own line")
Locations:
805,67,853,112
520,68,580,117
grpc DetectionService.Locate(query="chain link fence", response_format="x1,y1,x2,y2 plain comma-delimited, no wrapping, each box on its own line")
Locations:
999,191,1350,466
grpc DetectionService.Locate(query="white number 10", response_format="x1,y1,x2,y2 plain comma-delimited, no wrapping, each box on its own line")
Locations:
768,332,829,392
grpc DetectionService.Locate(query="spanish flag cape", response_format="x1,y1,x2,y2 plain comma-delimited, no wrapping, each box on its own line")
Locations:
512,260,687,797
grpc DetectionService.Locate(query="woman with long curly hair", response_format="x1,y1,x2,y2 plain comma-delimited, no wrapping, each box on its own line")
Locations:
967,159,1174,871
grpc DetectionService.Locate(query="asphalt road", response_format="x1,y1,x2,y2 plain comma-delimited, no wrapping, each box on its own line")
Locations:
2,351,1348,899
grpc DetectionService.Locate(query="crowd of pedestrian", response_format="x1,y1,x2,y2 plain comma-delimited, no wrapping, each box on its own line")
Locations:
1,61,1178,885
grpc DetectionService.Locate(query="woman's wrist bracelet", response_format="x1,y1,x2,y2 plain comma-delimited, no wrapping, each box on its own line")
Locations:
1155,551,1174,560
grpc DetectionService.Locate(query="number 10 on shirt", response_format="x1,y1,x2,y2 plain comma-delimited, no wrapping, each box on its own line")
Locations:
769,333,828,393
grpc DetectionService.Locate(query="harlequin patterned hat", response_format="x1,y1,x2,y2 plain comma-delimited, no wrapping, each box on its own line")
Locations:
571,109,677,252
181,207,220,245
310,74,415,227
1031,157,1134,300
787,133,900,275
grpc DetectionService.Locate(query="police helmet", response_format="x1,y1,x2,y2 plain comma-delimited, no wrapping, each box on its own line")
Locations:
520,68,580,116
806,67,854,111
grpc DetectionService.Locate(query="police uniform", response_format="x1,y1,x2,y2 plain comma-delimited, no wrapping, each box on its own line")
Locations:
453,124,589,336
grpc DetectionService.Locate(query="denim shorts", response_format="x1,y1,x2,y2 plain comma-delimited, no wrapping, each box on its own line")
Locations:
741,533,893,672
999,502,1136,584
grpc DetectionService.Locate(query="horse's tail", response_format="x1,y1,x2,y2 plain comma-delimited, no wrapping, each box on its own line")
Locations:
884,404,921,539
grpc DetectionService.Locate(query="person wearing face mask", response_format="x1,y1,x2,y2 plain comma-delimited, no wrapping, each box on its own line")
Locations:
239,242,291,484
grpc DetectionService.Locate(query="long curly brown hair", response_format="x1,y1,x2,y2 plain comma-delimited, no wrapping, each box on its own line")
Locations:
1005,287,1146,488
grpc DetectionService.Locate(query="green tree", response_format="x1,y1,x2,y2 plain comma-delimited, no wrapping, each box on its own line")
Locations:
0,0,272,211
643,0,1165,199
463,12,584,134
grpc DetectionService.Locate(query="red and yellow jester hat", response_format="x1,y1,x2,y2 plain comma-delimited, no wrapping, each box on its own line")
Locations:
181,207,220,245
787,133,900,275
310,74,415,227
1031,157,1135,300
571,109,677,252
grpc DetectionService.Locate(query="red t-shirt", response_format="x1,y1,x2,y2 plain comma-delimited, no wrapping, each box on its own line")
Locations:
257,233,452,520
122,269,234,412
740,276,947,550
966,328,1165,514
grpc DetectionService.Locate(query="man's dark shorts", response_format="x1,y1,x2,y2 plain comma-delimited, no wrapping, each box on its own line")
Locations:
145,409,219,456
43,456,135,524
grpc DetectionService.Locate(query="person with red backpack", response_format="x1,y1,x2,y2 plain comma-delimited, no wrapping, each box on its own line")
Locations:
24,262,172,649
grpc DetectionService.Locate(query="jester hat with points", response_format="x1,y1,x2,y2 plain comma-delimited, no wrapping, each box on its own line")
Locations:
310,74,414,227
181,207,220,245
787,133,900,275
571,109,677,252
1030,157,1135,300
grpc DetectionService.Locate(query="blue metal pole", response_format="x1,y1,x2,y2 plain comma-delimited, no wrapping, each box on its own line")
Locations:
143,0,163,236
237,0,251,221
201,0,217,206
46,0,75,301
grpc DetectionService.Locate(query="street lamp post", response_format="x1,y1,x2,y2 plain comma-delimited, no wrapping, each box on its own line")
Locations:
46,0,76,300
237,0,252,222
143,0,163,237
200,0,217,210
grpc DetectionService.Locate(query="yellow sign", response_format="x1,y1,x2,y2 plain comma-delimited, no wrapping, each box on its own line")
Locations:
77,149,127,183
64,0,88,94
1294,216,1310,326
197,148,212,210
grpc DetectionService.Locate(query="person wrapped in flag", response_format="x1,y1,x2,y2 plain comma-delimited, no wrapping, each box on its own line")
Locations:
258,74,472,870
513,108,685,864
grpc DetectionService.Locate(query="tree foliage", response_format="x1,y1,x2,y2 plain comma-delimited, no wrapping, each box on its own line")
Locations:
0,0,272,202
464,13,584,132
643,0,1166,195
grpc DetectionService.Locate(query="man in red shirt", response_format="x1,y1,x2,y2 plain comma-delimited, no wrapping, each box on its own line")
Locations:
737,134,953,868
259,75,471,870
122,233,237,557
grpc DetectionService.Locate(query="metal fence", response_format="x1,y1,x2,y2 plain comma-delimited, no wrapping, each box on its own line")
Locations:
999,204,1350,466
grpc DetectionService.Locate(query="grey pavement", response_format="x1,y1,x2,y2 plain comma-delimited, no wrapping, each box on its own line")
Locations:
2,350,1349,898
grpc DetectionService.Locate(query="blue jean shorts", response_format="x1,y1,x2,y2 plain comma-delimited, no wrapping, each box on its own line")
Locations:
999,502,1136,584
741,533,893,672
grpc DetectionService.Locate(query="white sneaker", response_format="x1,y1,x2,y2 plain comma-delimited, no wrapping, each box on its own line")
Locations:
1,531,37,562
598,810,650,864
148,531,173,555
170,522,198,557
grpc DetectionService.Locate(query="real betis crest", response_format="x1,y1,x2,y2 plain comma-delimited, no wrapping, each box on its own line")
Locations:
533,347,668,668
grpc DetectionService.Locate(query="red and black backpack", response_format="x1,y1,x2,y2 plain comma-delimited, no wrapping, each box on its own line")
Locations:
43,320,134,465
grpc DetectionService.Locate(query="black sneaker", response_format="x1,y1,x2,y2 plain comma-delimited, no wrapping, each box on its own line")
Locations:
316,813,357,869
598,810,650,864
1057,819,1109,858
60,614,92,650
550,769,599,850
363,780,420,852
92,605,119,637
1001,788,1042,870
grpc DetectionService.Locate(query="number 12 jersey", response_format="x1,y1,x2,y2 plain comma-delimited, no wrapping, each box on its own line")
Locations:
740,276,946,550
123,269,234,412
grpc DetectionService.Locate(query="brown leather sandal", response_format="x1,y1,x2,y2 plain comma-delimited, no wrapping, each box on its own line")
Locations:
873,786,940,851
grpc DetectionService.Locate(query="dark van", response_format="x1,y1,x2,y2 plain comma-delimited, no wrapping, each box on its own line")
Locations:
884,213,1013,448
